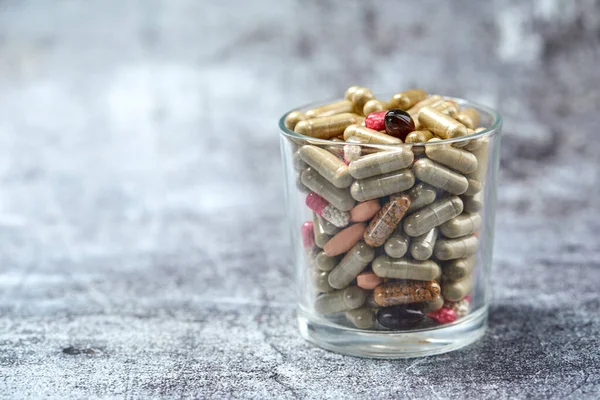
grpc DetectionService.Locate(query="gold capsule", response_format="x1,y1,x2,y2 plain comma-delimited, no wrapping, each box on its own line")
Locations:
343,124,402,145
413,158,469,195
345,85,361,100
299,145,352,188
440,213,481,238
315,286,367,314
328,241,375,290
305,100,354,119
406,182,437,212
389,89,428,110
351,87,375,115
373,281,441,307
462,127,486,151
348,149,414,179
284,110,307,131
442,275,473,302
462,191,483,213
406,95,443,121
422,295,444,313
418,106,469,139
409,227,439,261
345,305,376,329
456,107,480,129
301,168,355,211
384,224,410,258
372,255,440,281
312,269,335,293
443,255,476,282
432,100,459,118
434,235,478,260
425,138,479,175
363,195,411,247
363,99,390,115
405,130,434,144
313,213,332,248
403,196,463,237
315,250,339,271
465,137,489,195
350,169,415,202
294,113,358,139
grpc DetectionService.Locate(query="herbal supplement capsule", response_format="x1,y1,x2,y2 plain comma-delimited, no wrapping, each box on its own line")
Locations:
306,192,350,228
349,200,381,222
440,213,481,238
463,128,487,151
313,214,332,248
465,138,489,194
465,178,482,196
443,255,476,281
425,138,478,175
301,168,355,211
316,215,341,235
305,100,354,119
345,305,376,329
418,106,468,139
323,222,367,257
345,85,361,100
315,251,339,272
343,142,362,164
293,150,308,171
462,191,483,213
442,275,474,302
413,158,469,195
456,107,480,129
384,226,410,258
389,89,428,110
301,221,315,249
363,99,390,115
432,100,459,118
356,272,382,290
405,130,433,144
285,111,307,130
299,145,352,189
403,196,464,237
328,241,375,289
296,172,310,193
405,182,437,212
373,281,441,307
350,169,415,202
372,255,440,281
422,295,444,313
406,95,443,121
344,124,402,145
384,109,415,140
377,305,425,329
351,87,375,115
348,149,414,179
434,235,478,260
364,195,411,247
315,286,367,314
410,227,439,261
312,269,335,293
294,113,358,139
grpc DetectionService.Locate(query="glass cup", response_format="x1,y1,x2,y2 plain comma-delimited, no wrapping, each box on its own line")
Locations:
279,96,502,358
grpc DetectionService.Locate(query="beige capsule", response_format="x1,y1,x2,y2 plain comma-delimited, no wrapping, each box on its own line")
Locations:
294,113,358,139
465,178,483,196
465,138,490,194
418,106,469,140
344,124,402,145
305,100,354,119
389,89,428,110
312,269,335,293
317,215,341,235
422,295,444,313
284,110,307,131
328,241,375,290
425,138,478,175
301,168,355,211
403,196,463,237
293,150,308,171
406,95,444,121
434,235,478,260
405,182,437,212
440,213,481,238
363,99,390,115
350,169,415,202
405,130,434,144
345,305,376,329
456,107,480,130
315,250,339,271
345,86,361,101
462,128,487,151
372,255,441,281
462,191,483,213
348,149,414,179
315,286,367,314
299,145,352,189
432,100,459,118
443,255,476,282
384,225,410,258
296,172,310,194
410,227,439,261
313,213,332,248
442,275,474,302
413,158,469,195
351,87,375,115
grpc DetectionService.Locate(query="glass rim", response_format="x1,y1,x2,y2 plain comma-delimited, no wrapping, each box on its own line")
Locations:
278,95,502,148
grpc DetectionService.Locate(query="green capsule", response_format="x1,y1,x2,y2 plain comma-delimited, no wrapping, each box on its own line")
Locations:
345,305,376,329
301,168,355,211
440,213,481,238
413,158,468,195
403,196,463,237
434,235,478,260
462,191,483,214
425,138,478,174
409,227,439,261
406,182,437,212
443,255,476,282
350,169,415,202
312,269,335,293
372,255,441,281
314,286,367,314
348,150,414,180
328,241,375,290
299,145,353,188
313,214,332,248
384,225,410,258
315,250,339,272
442,275,474,302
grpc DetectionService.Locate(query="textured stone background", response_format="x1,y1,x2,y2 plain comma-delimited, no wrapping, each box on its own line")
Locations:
0,0,599,398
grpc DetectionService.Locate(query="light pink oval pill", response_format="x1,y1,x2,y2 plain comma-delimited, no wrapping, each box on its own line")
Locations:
357,272,382,290
350,200,381,222
323,223,366,257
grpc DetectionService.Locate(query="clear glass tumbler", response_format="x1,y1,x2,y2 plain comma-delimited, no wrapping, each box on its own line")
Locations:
279,96,502,358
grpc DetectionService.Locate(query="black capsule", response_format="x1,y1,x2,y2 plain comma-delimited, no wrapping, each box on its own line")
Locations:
376,305,425,329
384,109,415,141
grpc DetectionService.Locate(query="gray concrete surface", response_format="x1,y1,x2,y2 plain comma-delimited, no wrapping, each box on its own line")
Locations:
0,0,599,398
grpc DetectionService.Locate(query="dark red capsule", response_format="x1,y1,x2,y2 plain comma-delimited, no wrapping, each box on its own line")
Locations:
384,109,415,140
376,305,424,329
364,111,386,131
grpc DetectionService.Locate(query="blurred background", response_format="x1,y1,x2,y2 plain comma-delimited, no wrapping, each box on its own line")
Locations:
1,0,599,397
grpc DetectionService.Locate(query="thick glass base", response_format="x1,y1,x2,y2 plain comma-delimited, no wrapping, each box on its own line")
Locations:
298,306,487,359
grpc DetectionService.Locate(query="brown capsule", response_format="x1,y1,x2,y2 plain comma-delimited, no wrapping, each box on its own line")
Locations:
389,89,428,110
343,124,402,145
294,113,358,139
284,111,307,131
405,130,433,144
345,86,361,101
373,281,441,307
456,108,480,130
363,194,411,247
418,106,469,140
363,99,390,115
351,87,375,115
305,100,354,119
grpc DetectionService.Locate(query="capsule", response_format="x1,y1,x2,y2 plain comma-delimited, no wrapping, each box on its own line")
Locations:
456,107,480,129
343,143,362,164
422,295,445,313
294,113,358,139
440,213,481,238
363,99,390,115
434,235,478,260
384,225,410,258
462,191,483,213
312,269,335,293
384,109,415,140
315,214,341,235
403,196,464,237
301,221,315,249
313,214,332,248
405,182,437,213
465,178,482,196
349,200,381,222
351,87,375,115
345,306,376,329
372,255,440,281
305,100,354,119
418,106,469,139
293,150,308,171
373,281,441,307
443,255,476,281
432,100,459,118
284,110,307,131
442,275,474,302
363,194,411,247
410,227,439,261
345,85,361,101
323,222,366,257
343,124,402,145
328,241,375,289
405,130,433,144
406,95,443,122
315,286,367,314
463,128,486,151
348,149,414,179
301,168,355,211
425,138,478,175
377,305,425,329
465,138,489,193
413,158,469,195
299,145,352,188
389,89,428,110
350,169,415,202
315,250,339,272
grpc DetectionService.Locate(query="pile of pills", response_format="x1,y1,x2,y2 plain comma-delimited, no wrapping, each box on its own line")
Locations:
286,86,488,331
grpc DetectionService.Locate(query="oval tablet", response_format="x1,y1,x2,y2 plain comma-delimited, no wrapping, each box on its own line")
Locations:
349,200,381,222
323,223,367,257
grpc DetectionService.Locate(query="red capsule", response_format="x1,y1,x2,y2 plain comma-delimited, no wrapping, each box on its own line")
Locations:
384,109,415,140
301,222,315,249
364,111,386,131
427,307,457,324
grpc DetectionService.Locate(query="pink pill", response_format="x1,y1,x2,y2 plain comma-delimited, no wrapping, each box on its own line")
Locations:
323,223,366,257
357,272,382,290
306,192,328,216
301,221,315,249
349,200,381,222
364,111,386,131
427,307,457,324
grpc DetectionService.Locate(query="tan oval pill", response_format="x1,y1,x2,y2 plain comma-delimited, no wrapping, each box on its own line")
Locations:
413,158,469,195
418,106,469,139
410,227,439,261
440,213,481,238
434,235,478,260
403,196,464,237
294,113,358,139
315,251,339,272
323,223,367,257
301,168,355,211
443,255,476,281
343,124,402,145
350,169,415,202
356,272,383,290
315,286,367,314
345,305,376,329
372,255,440,281
425,138,478,175
328,241,375,289
349,200,381,222
305,100,354,118
442,275,474,301
299,145,352,188
348,149,414,179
